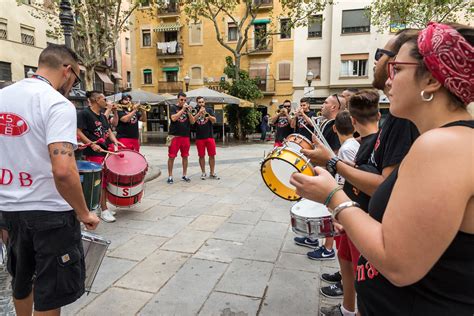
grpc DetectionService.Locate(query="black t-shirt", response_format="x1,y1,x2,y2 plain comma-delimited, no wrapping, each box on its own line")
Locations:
369,114,419,173
169,105,191,137
77,107,110,157
116,110,142,139
342,133,378,211
274,115,294,142
356,120,474,315
295,110,315,140
194,107,215,139
321,119,341,151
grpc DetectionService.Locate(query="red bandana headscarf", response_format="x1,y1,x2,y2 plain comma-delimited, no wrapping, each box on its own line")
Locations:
418,22,474,105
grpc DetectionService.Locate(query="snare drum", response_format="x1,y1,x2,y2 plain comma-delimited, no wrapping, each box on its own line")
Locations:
82,231,110,292
290,199,337,238
284,133,314,151
104,149,148,207
260,147,315,201
77,161,102,212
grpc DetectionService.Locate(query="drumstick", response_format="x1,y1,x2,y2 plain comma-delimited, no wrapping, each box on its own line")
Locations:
77,138,106,150
101,150,125,158
301,123,318,139
309,117,335,156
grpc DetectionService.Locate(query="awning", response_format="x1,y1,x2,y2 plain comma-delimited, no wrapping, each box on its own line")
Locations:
252,19,270,25
162,67,179,72
154,22,182,32
95,71,114,85
111,71,122,80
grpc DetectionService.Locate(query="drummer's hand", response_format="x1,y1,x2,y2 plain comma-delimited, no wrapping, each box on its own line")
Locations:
301,137,333,166
334,221,345,234
115,141,125,149
91,143,102,152
79,212,100,230
290,167,338,203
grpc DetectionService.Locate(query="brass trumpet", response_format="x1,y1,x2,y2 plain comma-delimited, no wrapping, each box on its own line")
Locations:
116,103,151,112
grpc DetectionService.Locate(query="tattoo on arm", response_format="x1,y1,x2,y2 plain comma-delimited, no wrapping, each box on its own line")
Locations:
50,142,74,157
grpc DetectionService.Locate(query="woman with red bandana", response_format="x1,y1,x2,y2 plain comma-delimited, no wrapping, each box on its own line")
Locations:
290,23,473,315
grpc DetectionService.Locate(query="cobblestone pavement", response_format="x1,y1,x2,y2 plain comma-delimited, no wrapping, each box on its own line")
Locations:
3,143,342,315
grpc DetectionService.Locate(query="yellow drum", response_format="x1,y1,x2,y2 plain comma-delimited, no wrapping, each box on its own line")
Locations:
260,147,315,201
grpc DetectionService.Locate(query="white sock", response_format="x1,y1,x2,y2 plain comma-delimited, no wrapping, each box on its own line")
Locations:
340,305,356,316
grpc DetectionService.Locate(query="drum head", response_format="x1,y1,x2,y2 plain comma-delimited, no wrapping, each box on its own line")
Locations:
291,199,330,217
104,149,147,176
77,161,102,173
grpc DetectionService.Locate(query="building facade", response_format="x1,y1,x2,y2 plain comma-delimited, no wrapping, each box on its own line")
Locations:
292,0,394,107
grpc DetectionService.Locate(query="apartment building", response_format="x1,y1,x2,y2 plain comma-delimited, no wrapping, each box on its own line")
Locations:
131,0,294,115
292,0,394,107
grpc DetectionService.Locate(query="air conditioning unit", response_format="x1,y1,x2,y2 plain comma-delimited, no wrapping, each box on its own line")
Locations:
203,77,208,83
126,82,132,89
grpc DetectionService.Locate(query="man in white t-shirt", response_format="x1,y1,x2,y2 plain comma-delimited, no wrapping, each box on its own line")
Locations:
0,44,99,315
333,111,360,185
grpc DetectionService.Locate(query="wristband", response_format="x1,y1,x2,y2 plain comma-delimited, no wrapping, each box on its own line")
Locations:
324,186,342,206
332,201,360,220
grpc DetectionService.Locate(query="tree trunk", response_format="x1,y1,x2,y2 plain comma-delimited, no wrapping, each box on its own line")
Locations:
234,54,241,82
85,66,95,91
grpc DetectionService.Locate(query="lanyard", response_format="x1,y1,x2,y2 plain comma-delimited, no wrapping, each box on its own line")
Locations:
32,74,52,87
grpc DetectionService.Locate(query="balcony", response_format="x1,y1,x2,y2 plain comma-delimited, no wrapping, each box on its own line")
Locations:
156,42,183,59
158,81,183,94
254,0,273,9
157,2,180,17
254,75,275,95
247,37,273,55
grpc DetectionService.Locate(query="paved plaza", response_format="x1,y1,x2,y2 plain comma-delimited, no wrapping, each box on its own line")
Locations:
41,144,341,315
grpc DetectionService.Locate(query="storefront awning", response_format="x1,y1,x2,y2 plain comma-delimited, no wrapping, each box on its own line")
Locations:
162,67,179,72
154,22,182,32
111,71,122,80
252,18,270,25
95,71,114,85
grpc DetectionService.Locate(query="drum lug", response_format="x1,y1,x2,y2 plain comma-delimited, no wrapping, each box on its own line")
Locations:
305,219,312,235
301,165,306,171
294,158,300,165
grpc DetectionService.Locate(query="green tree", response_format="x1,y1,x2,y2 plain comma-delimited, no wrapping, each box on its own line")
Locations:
368,0,472,31
220,56,262,140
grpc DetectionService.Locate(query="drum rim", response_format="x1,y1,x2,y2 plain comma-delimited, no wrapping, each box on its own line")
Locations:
104,149,148,176
260,156,302,202
284,133,315,149
77,161,103,173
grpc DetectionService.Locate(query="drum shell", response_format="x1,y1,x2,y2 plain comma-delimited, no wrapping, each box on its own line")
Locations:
290,212,336,238
106,190,144,208
284,133,315,151
103,150,148,186
81,231,110,292
77,161,102,212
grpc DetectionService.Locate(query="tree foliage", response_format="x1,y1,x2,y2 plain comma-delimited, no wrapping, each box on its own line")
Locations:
368,0,473,31
225,104,260,140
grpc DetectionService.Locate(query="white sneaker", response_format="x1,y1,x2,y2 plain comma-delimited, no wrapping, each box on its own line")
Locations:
100,210,116,223
110,209,117,216
201,173,207,180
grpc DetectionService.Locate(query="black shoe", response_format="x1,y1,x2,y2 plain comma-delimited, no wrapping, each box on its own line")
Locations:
181,176,191,182
294,236,319,248
320,282,343,298
321,271,342,284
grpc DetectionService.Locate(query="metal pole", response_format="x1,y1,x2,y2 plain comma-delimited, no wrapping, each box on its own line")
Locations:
59,0,74,48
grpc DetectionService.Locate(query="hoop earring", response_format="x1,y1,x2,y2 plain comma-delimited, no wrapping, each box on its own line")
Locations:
421,90,434,102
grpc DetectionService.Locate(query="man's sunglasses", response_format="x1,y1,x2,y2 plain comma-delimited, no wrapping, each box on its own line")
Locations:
64,64,82,88
375,48,396,61
332,94,342,109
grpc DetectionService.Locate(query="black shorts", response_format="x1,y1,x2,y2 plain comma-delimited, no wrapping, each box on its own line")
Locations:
2,210,85,311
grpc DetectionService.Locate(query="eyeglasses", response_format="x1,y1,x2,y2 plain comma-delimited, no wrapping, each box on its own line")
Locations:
63,64,82,88
375,48,396,61
387,61,419,80
332,94,342,109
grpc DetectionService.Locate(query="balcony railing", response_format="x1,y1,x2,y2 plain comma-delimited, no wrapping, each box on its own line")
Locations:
254,0,272,9
158,81,183,94
157,3,180,16
247,37,273,55
156,42,183,59
253,75,275,94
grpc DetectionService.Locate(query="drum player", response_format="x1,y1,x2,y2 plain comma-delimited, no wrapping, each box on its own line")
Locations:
77,91,125,223
0,44,99,316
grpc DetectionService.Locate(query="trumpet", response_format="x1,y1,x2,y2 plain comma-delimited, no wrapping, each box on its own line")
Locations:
116,103,151,112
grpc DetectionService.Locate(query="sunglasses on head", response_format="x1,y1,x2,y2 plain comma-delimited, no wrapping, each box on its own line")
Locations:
332,94,342,109
375,48,396,61
63,64,81,88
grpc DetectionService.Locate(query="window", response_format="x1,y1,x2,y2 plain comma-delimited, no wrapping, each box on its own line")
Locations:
142,29,151,47
24,66,37,78
228,22,238,42
308,15,322,38
0,62,12,81
0,20,7,40
140,0,150,7
342,9,370,34
189,22,202,45
125,37,130,54
307,57,321,79
280,18,291,39
143,69,152,84
191,66,202,80
126,71,131,83
340,54,369,77
278,62,291,80
21,26,35,46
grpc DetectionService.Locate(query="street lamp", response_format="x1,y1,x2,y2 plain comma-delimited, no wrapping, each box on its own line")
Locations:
27,68,35,78
183,74,191,92
306,70,314,87
59,0,74,48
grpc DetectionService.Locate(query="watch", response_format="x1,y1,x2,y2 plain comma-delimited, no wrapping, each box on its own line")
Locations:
326,156,341,177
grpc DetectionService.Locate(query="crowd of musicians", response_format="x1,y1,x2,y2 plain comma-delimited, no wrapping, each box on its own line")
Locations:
0,21,472,315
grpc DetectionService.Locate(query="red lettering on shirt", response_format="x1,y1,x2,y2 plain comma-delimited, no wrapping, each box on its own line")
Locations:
19,172,33,187
0,113,30,136
0,168,13,185
357,261,379,282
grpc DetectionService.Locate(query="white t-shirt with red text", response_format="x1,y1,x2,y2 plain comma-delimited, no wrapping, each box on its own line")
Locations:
0,78,78,212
